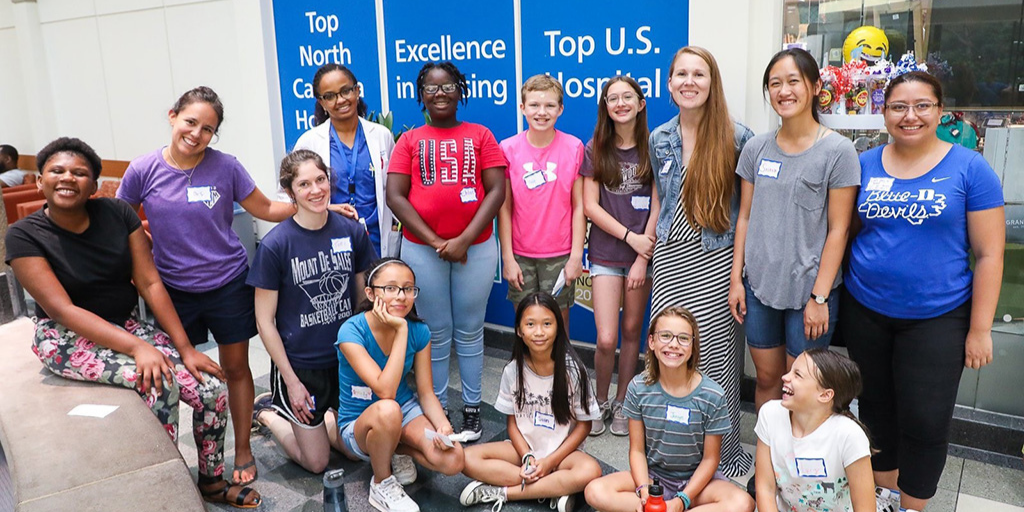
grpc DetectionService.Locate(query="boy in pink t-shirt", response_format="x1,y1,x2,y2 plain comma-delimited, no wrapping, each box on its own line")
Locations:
498,75,585,328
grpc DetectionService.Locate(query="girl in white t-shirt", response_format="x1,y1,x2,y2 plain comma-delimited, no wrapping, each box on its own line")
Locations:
754,348,876,512
459,292,602,512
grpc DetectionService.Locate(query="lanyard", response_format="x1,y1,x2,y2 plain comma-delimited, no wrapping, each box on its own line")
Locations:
330,123,366,202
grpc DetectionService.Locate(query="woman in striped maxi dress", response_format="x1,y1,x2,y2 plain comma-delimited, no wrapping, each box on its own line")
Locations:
648,46,754,477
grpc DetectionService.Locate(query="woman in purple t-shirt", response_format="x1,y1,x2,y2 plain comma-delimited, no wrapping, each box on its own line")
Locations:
117,86,319,486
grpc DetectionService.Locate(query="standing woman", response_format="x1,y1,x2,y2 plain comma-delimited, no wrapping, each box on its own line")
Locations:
293,63,399,257
841,71,1004,511
117,86,299,486
386,61,507,441
648,46,754,476
728,48,860,410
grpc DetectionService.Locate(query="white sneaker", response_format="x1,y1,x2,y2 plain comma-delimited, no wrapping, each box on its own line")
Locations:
555,494,575,512
459,480,507,511
392,453,417,485
369,475,419,512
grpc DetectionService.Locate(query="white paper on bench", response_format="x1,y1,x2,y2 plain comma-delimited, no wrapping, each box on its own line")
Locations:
68,404,119,418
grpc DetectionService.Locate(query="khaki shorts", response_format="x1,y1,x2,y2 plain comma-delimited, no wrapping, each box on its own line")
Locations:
507,254,576,309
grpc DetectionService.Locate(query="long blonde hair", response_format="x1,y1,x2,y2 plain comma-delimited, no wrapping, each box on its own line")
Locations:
672,46,736,233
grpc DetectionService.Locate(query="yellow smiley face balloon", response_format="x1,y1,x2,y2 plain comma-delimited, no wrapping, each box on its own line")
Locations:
843,26,889,64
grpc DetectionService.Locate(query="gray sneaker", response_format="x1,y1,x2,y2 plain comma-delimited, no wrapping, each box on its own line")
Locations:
609,401,629,436
391,453,417,485
589,400,611,436
460,480,507,511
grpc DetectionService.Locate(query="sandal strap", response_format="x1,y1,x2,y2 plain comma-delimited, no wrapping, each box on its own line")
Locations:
234,486,255,506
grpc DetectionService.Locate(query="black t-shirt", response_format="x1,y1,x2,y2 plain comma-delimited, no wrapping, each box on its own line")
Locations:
5,198,143,324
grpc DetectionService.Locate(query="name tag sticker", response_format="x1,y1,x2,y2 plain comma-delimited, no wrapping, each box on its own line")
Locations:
524,169,546,190
795,457,828,478
351,386,373,401
865,177,895,192
332,237,352,253
659,159,673,175
757,159,782,179
533,411,556,430
460,187,478,203
186,186,212,203
666,405,690,425
631,195,651,211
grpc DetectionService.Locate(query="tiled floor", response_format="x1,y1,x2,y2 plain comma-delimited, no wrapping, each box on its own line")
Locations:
165,334,1024,512
2,332,1014,511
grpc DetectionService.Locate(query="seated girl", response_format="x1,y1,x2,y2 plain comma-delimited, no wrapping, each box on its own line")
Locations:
4,137,260,508
336,257,465,512
248,150,376,473
459,292,602,512
584,306,754,512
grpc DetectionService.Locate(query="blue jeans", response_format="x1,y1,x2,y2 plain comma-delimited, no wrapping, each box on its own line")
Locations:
401,236,497,407
743,278,838,357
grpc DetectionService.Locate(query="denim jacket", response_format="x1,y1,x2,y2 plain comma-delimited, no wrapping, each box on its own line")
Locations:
649,116,754,252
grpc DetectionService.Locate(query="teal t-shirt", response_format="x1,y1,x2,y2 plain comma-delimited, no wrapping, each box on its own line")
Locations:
335,313,430,426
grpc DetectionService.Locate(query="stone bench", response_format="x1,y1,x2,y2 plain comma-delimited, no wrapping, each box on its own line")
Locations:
0,317,205,511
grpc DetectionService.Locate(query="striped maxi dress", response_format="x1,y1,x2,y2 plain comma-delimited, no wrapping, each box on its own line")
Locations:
651,166,752,477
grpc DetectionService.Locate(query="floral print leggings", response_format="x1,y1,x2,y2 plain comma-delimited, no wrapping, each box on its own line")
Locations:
32,316,229,478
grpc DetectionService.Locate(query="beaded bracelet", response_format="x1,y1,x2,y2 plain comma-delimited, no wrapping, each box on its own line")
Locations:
676,491,691,510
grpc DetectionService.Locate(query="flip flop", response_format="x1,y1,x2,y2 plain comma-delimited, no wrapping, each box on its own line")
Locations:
201,480,261,509
251,392,274,436
232,459,258,487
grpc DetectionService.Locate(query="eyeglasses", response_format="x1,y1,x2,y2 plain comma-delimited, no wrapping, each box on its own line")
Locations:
370,285,420,298
319,85,359,102
422,83,458,95
885,102,939,115
606,92,638,104
652,330,693,346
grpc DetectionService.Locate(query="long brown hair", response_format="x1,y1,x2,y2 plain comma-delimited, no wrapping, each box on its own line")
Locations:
591,76,651,189
643,306,701,386
671,46,736,233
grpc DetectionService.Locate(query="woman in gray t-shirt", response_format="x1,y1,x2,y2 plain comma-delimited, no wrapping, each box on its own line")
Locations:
728,48,860,410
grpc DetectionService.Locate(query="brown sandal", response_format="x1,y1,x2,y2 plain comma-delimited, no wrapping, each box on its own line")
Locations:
200,479,261,509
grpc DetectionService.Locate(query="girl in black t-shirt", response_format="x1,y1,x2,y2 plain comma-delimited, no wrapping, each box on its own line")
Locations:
4,137,261,509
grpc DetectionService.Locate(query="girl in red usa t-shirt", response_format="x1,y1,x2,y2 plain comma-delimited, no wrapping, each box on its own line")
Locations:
386,61,508,443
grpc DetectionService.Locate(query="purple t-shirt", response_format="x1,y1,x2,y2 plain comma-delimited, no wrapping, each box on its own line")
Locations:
117,147,257,292
580,142,653,267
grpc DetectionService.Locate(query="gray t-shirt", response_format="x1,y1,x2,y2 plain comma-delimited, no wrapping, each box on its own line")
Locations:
736,131,860,310
622,373,731,480
0,170,27,187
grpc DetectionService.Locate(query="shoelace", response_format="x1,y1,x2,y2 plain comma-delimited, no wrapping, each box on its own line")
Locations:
477,486,506,512
462,411,481,432
380,479,410,502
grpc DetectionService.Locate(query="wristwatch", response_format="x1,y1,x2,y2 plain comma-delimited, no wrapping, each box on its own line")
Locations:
811,292,829,305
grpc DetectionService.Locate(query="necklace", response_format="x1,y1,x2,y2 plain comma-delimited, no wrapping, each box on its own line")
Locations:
166,148,204,186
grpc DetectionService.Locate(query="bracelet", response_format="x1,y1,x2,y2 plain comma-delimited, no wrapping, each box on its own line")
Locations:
634,484,647,498
522,452,535,465
676,491,691,510
622,228,631,242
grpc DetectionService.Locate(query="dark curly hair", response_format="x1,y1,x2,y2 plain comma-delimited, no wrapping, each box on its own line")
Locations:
312,64,368,125
36,137,103,181
172,86,225,133
414,61,469,110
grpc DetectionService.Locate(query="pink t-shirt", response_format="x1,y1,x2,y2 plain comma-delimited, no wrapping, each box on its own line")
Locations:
500,130,584,258
389,122,507,245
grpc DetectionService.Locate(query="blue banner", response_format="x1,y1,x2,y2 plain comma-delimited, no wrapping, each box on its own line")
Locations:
272,1,383,149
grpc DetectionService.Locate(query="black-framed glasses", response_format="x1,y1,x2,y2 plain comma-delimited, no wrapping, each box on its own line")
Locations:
652,330,693,346
885,102,938,115
370,285,420,298
422,83,458,95
319,85,359,102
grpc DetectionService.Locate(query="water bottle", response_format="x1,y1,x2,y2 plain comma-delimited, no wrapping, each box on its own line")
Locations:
644,478,666,512
323,468,347,512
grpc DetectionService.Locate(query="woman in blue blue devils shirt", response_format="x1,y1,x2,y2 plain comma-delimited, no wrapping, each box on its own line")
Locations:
841,71,1005,512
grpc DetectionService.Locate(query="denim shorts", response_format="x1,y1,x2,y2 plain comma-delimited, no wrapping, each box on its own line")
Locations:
339,397,424,461
590,261,653,279
743,278,838,357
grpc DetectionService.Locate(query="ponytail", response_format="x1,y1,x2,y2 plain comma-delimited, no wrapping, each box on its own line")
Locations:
805,348,878,454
